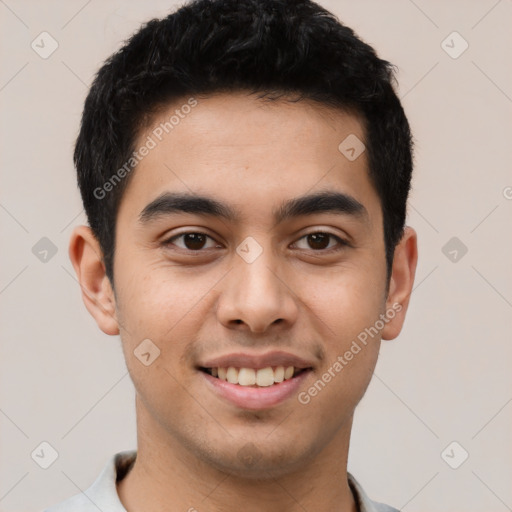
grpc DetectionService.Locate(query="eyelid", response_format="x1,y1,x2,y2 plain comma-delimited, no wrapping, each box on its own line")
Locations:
162,229,350,252
163,230,221,249
292,231,350,251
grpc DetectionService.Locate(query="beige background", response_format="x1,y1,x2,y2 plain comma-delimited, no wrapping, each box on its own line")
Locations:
1,1,511,511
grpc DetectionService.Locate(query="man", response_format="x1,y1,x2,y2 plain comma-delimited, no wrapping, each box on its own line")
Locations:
46,0,417,510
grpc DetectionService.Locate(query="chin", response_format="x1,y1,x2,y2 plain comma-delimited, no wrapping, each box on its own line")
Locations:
199,438,317,480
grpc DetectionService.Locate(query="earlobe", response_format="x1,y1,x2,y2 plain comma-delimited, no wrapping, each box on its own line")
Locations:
68,225,120,336
381,226,418,340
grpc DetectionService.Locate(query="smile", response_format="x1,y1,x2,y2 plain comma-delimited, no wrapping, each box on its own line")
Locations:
200,367,312,410
201,366,308,387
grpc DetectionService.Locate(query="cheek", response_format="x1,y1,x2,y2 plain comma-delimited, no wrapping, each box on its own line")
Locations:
117,262,209,334
114,270,201,424
296,267,384,397
115,264,223,381
300,265,385,339
297,274,382,421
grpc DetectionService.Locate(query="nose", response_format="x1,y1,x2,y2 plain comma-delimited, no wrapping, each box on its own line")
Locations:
216,244,299,335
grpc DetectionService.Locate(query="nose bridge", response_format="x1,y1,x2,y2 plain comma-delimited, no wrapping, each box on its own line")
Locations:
237,246,279,300
217,236,298,332
237,234,281,299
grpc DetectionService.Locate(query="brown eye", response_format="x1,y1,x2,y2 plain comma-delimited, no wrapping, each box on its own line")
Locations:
293,232,347,251
182,233,207,250
307,233,330,250
164,232,220,251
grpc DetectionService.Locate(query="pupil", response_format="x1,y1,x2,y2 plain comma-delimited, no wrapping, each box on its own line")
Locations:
308,233,329,250
185,233,206,250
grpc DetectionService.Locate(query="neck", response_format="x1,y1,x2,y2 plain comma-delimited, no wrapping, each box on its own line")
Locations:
117,396,357,512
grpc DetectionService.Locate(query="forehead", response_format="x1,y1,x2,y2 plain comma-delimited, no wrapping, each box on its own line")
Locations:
117,91,380,227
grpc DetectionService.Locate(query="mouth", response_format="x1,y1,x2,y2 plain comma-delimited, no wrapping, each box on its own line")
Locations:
197,351,315,409
198,353,314,410
199,366,310,387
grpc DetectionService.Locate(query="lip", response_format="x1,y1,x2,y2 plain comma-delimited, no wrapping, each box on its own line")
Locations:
199,350,314,371
201,368,312,410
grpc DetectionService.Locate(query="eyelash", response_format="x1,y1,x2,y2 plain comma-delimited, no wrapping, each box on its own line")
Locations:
162,231,349,253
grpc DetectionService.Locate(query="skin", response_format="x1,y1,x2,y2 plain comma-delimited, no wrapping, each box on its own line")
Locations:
69,92,417,512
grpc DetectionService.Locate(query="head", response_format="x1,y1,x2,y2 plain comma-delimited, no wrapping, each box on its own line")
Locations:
70,0,417,478
75,0,413,288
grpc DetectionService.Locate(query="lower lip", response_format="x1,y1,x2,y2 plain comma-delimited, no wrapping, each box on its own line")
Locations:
201,370,311,410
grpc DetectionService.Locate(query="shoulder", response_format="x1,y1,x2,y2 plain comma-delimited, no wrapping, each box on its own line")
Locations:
43,450,136,512
347,472,401,512
43,492,100,512
368,501,401,512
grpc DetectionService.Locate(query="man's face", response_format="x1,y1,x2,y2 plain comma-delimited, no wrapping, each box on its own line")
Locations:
108,92,400,476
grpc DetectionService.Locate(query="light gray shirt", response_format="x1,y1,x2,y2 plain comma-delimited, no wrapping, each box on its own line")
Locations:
44,450,400,512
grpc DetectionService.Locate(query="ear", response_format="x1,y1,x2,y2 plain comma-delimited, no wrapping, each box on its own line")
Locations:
68,225,120,336
381,226,418,340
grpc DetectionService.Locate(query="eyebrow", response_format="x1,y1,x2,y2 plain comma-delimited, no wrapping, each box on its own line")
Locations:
138,190,368,225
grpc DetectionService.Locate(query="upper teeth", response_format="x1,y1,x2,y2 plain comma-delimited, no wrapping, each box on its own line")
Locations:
211,366,296,387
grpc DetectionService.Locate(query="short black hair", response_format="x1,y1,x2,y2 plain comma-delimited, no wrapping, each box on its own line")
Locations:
74,0,413,286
